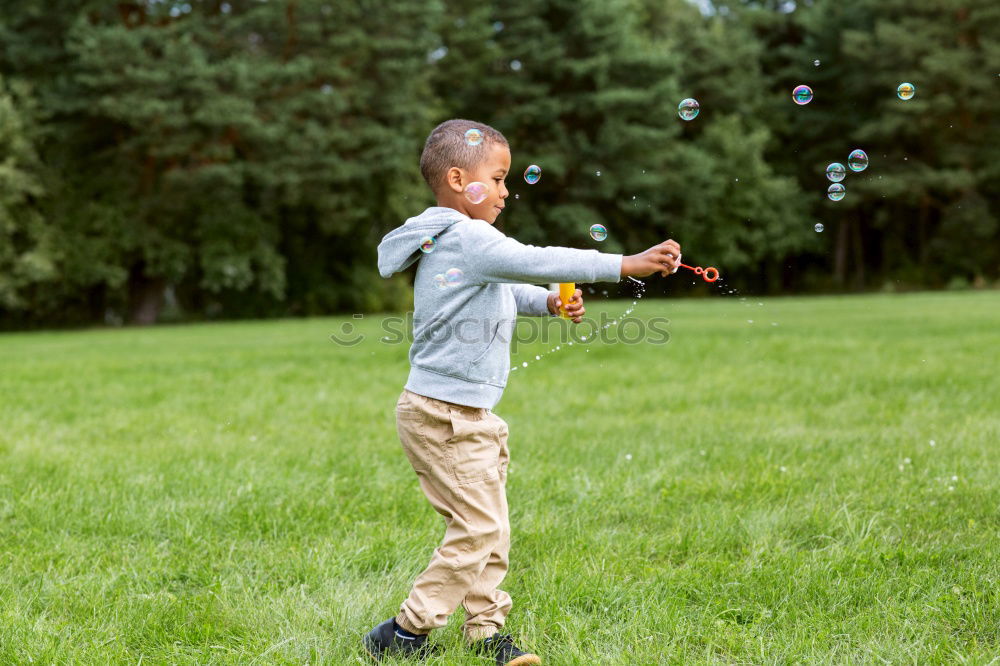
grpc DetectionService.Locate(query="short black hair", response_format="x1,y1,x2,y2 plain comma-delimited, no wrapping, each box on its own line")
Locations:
419,119,508,194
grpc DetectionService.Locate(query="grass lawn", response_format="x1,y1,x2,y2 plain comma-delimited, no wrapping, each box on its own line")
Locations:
1,290,998,664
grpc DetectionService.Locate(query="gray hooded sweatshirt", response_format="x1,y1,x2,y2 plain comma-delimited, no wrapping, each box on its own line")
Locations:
377,206,623,408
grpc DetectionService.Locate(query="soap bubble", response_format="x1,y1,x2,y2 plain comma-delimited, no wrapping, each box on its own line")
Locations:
444,267,464,287
677,98,700,121
433,274,448,289
848,149,869,172
419,236,436,253
523,164,541,184
464,181,488,204
813,59,820,67
589,224,608,241
897,82,915,100
815,223,824,232
826,162,846,183
792,85,813,105
464,128,483,146
595,170,601,176
827,183,846,201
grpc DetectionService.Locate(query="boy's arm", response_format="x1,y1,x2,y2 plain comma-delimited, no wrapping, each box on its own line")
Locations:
509,283,554,316
463,220,623,285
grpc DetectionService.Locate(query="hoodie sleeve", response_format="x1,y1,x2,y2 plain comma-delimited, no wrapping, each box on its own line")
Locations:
462,220,622,285
509,284,553,316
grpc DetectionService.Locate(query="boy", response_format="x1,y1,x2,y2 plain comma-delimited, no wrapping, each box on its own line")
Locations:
366,119,681,665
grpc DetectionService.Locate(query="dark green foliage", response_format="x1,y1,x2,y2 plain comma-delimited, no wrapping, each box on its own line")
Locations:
1,0,438,325
745,0,1000,289
0,77,57,310
432,0,810,295
432,0,687,254
0,0,997,327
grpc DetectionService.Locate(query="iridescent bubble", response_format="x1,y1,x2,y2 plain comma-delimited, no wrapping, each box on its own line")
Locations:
848,149,869,172
815,223,824,233
792,85,813,105
444,267,464,287
419,236,436,253
523,164,541,184
827,183,846,201
589,224,608,241
897,82,915,101
677,98,700,121
826,162,846,183
464,181,488,204
433,273,447,289
464,128,484,146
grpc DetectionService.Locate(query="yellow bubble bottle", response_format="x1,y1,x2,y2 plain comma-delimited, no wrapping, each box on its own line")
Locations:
558,282,575,319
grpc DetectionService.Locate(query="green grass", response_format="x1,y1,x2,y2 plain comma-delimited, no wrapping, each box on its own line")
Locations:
1,291,999,664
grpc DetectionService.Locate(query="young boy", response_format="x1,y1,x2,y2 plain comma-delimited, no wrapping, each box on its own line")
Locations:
365,119,681,665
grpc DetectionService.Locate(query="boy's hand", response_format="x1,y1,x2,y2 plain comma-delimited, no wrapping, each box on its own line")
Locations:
621,240,682,278
547,289,586,323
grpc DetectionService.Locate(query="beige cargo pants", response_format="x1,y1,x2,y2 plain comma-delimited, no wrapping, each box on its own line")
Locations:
393,389,512,642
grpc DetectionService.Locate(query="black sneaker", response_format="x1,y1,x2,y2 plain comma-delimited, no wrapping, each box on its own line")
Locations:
362,618,438,662
471,633,541,665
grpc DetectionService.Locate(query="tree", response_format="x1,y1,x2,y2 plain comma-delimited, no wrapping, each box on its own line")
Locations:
1,0,441,325
1,0,997,328
0,77,57,315
432,0,810,293
745,0,1000,288
634,0,812,291
430,0,684,261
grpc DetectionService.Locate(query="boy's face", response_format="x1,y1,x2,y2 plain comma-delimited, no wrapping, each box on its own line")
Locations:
444,143,511,224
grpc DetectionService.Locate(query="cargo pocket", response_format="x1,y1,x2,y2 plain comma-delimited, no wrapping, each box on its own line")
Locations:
446,409,500,486
396,408,430,473
493,413,510,482
396,392,453,475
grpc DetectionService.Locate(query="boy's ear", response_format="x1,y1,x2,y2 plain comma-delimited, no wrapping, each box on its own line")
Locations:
445,166,465,194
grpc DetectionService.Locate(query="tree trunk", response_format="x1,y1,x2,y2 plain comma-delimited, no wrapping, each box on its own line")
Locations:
126,263,166,325
852,215,865,290
834,218,850,285
86,284,107,323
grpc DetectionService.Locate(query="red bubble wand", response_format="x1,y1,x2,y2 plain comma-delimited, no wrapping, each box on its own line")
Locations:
678,262,719,282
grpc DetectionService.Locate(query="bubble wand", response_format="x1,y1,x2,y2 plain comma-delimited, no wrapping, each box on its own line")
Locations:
678,262,720,282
